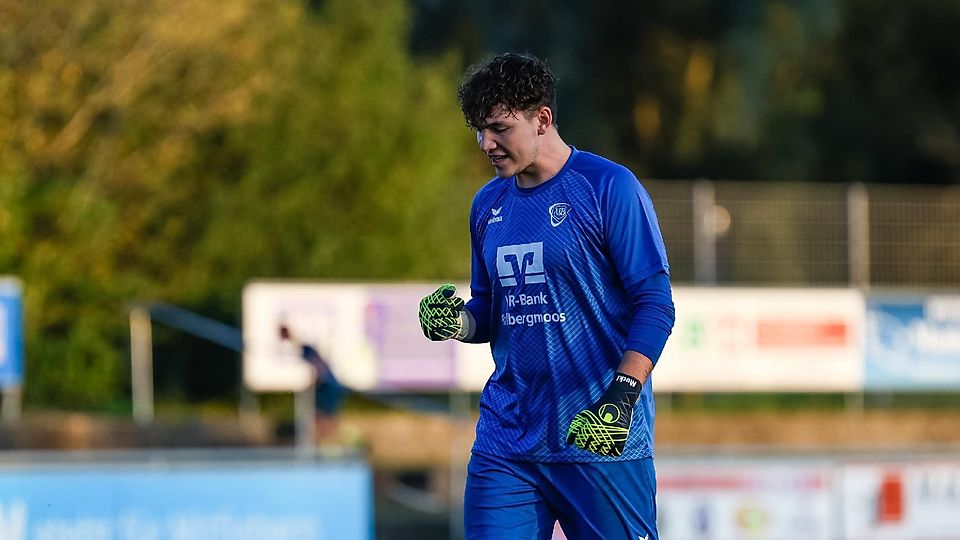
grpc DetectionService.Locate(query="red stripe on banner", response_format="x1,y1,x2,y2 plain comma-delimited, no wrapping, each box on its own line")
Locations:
756,320,849,347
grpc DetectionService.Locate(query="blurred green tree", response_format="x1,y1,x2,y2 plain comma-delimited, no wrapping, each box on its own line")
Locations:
0,0,479,410
409,0,959,184
807,0,960,184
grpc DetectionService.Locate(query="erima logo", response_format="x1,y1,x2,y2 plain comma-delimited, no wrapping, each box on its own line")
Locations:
496,242,545,286
491,207,502,216
549,202,571,227
488,207,503,225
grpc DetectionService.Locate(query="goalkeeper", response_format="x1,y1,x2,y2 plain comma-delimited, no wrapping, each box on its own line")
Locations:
419,53,675,540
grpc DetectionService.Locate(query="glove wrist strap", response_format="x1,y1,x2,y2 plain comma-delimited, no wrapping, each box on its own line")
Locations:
610,372,642,407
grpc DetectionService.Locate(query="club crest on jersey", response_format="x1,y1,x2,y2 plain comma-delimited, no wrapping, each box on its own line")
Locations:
549,202,571,227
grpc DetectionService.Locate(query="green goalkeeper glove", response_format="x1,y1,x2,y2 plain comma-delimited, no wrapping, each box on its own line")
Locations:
418,284,467,341
566,372,641,457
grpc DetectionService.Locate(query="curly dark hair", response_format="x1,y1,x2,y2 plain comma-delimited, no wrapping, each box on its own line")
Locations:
457,52,558,130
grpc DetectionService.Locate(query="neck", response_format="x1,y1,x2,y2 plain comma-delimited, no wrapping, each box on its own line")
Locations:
516,132,571,189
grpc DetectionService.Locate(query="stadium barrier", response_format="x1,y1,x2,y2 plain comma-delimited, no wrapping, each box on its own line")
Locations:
0,448,371,540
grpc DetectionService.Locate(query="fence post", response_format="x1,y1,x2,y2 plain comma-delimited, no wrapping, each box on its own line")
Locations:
693,179,718,284
2,386,21,425
847,183,870,414
130,307,154,425
848,182,870,289
295,382,317,458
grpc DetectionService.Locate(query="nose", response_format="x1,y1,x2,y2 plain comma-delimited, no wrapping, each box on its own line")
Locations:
477,130,496,153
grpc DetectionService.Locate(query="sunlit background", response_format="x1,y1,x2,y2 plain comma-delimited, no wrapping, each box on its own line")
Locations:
0,0,959,538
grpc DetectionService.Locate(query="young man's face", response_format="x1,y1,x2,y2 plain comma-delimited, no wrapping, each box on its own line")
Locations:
476,105,545,179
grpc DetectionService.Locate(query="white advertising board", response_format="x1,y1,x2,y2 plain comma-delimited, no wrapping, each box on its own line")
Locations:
242,282,494,392
655,287,865,392
244,283,865,393
655,461,834,540
842,461,960,540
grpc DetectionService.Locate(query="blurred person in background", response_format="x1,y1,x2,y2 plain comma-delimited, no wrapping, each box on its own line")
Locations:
279,325,345,444
418,52,675,540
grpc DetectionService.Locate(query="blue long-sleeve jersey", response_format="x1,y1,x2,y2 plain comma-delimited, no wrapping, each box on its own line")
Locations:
463,146,675,462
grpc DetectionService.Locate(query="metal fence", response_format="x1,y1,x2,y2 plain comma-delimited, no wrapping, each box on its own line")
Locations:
645,179,960,288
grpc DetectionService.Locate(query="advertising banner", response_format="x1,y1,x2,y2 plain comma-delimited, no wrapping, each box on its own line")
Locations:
243,282,493,392
0,459,371,540
244,282,874,393
555,457,960,540
655,461,834,540
865,294,960,390
841,461,960,540
655,288,864,392
0,278,23,389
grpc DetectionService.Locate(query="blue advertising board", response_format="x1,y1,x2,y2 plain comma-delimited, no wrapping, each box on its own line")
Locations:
865,294,960,390
0,278,23,389
0,456,372,540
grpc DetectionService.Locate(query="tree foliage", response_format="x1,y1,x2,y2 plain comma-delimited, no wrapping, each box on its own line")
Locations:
410,0,960,183
0,0,480,409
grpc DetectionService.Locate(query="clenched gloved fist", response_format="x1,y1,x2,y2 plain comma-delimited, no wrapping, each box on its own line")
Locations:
566,372,641,457
418,284,467,341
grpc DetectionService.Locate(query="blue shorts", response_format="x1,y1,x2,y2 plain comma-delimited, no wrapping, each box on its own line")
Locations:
464,452,658,540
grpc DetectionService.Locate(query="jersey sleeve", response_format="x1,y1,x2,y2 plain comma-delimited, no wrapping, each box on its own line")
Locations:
601,170,670,288
463,197,492,343
623,271,675,363
602,170,674,363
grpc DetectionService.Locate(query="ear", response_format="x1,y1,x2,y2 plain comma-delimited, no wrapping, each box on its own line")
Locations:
535,106,553,135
